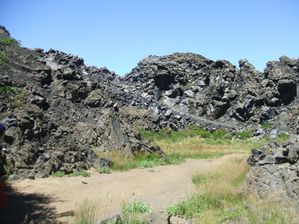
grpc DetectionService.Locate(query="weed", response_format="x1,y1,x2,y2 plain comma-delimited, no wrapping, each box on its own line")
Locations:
261,121,273,129
0,50,5,64
52,170,65,177
52,169,90,177
121,201,151,215
96,152,184,171
234,130,253,140
192,173,210,186
0,86,23,95
121,201,151,224
98,167,111,174
278,132,289,142
68,169,91,177
74,199,97,224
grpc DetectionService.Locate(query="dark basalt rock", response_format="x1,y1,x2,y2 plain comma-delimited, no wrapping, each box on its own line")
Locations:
247,138,299,202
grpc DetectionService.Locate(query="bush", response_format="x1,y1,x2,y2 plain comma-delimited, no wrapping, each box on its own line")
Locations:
68,169,91,177
98,167,111,174
0,86,23,95
261,121,273,129
0,37,20,46
121,201,151,216
234,130,253,140
0,51,5,64
121,201,151,224
167,194,219,218
52,170,65,177
278,132,289,142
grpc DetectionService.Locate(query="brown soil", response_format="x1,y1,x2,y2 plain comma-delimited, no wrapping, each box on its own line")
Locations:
6,154,239,223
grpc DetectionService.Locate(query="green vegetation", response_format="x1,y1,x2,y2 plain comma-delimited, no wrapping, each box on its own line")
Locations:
138,126,229,143
278,132,289,142
98,166,111,174
121,201,151,224
121,201,151,215
261,121,273,129
108,152,184,171
167,156,294,223
52,170,66,177
52,169,90,177
69,169,91,177
0,37,20,46
74,199,97,224
234,129,253,140
0,86,23,95
0,85,26,108
139,126,260,144
0,37,20,65
0,50,6,64
96,126,266,171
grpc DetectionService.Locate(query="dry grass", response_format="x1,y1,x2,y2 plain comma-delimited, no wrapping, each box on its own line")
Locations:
245,196,296,224
168,154,296,223
156,136,265,160
195,156,249,195
94,135,265,171
74,199,98,224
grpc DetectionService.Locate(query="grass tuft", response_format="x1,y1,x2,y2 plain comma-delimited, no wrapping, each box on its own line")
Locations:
52,169,90,177
68,169,91,177
121,201,151,224
74,199,97,224
98,167,111,174
52,170,65,177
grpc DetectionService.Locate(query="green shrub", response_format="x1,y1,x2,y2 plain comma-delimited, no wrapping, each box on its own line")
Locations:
139,126,215,143
261,121,273,129
278,132,289,142
0,37,19,46
212,129,228,140
234,130,253,140
52,170,65,177
98,167,111,174
69,169,91,177
0,86,23,95
0,51,5,64
167,194,219,218
121,201,151,216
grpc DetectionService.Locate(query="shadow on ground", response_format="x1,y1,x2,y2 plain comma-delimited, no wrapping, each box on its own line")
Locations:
0,183,59,224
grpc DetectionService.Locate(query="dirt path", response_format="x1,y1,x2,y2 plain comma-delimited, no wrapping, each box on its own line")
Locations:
10,154,240,222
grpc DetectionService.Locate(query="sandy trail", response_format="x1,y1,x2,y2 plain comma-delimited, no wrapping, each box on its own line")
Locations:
10,154,239,222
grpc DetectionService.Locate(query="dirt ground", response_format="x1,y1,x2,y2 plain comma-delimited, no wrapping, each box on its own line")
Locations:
2,154,239,223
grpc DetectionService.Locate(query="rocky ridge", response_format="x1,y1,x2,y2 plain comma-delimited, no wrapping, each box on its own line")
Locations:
0,29,160,178
122,53,299,133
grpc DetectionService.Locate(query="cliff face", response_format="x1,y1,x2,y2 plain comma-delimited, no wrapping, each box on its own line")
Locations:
1,25,299,182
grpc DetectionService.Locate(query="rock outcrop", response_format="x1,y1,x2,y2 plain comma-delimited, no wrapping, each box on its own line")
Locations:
123,53,299,132
247,137,299,203
0,30,160,178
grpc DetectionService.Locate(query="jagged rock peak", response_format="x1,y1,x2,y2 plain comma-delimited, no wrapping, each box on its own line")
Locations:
0,25,10,38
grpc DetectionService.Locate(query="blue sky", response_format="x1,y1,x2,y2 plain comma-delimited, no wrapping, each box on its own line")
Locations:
0,0,298,75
